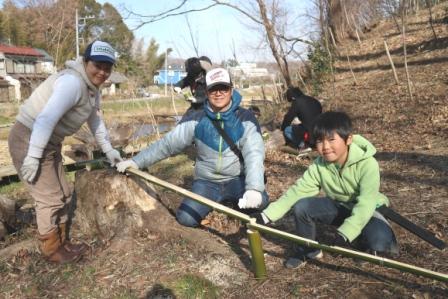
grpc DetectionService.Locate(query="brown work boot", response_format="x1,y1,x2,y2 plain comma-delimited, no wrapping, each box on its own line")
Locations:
38,228,82,264
59,223,88,255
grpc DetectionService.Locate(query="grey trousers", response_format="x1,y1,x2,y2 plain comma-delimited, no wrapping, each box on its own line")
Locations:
8,121,72,235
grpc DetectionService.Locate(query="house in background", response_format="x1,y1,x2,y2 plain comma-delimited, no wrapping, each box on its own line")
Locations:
0,44,51,102
35,48,57,74
0,52,15,103
229,62,269,79
153,64,186,86
102,72,128,96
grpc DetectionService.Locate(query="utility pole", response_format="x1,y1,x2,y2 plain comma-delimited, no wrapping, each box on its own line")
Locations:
164,48,168,96
75,9,79,58
75,9,95,58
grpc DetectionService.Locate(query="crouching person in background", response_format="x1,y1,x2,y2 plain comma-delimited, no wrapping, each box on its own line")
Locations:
8,41,123,264
117,68,269,227
252,111,398,268
281,87,322,150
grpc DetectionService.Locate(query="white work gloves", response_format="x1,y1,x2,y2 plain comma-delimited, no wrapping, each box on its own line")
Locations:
116,159,139,173
238,190,263,209
20,156,40,183
173,86,182,94
105,149,123,167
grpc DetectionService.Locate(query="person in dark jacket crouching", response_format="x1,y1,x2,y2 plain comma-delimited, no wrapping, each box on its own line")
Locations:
281,87,322,149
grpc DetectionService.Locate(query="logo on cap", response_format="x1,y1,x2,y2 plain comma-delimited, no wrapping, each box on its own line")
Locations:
206,68,232,89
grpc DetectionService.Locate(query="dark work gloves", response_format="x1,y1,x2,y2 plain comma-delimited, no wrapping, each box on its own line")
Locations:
331,233,350,248
249,212,270,225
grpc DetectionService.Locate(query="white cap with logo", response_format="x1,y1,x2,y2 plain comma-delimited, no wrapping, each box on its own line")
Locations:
205,68,232,90
84,40,116,64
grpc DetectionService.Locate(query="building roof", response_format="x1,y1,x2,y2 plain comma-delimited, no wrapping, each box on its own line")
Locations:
34,48,54,62
108,72,127,84
0,44,43,57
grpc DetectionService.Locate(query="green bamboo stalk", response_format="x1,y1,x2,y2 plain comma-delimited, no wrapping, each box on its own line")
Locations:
248,221,448,282
247,229,267,279
125,168,448,283
126,168,251,222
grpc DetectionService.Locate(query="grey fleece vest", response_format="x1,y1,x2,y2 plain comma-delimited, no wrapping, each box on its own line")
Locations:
16,63,98,145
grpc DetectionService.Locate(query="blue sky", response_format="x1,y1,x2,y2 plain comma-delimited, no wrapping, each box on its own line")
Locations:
97,0,314,63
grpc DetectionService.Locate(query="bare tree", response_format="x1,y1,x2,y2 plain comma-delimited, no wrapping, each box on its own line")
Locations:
184,15,199,56
122,0,315,88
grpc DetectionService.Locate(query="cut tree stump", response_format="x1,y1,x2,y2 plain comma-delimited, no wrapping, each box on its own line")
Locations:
264,129,285,151
73,169,235,256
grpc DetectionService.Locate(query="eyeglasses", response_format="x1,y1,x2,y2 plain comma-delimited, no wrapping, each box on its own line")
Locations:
208,85,231,95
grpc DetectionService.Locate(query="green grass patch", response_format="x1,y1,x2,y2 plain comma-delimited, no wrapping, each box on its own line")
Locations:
0,181,24,196
102,98,189,117
0,115,13,125
147,154,194,180
171,274,219,299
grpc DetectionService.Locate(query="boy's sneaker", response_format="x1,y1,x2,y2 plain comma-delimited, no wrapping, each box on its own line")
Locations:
284,250,323,269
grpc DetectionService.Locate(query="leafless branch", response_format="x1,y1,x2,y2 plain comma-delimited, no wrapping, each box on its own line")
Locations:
185,15,199,56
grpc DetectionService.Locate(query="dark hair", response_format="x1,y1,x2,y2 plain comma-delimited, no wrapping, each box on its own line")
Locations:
185,57,202,76
312,111,353,142
285,86,304,102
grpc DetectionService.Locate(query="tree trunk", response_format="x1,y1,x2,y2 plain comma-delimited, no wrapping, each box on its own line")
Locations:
73,169,235,255
256,0,292,87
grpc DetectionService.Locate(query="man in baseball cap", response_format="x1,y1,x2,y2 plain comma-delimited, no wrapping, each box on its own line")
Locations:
117,66,269,228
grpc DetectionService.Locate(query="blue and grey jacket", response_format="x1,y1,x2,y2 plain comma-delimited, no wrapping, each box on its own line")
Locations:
132,91,265,192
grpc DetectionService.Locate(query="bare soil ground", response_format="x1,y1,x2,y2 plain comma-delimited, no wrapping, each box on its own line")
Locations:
1,4,447,299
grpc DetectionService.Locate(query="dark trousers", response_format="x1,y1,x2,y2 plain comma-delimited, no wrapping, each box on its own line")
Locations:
283,124,307,148
176,177,269,227
293,197,398,259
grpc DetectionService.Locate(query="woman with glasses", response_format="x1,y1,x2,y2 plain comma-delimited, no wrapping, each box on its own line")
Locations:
117,68,268,227
8,40,123,264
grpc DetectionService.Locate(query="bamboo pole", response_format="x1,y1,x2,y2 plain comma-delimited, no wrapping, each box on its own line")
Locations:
328,27,337,50
346,54,358,85
247,221,448,283
125,168,448,283
126,168,251,222
296,68,310,95
383,40,400,85
247,229,267,279
402,3,414,101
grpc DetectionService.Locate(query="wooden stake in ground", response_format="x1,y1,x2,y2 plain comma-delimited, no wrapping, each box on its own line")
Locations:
383,40,400,85
401,3,414,100
346,54,358,85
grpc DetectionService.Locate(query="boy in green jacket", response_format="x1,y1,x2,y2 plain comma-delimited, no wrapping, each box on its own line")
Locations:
252,111,398,268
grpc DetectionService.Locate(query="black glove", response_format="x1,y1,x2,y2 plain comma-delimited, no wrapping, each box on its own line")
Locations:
331,233,349,248
249,212,269,224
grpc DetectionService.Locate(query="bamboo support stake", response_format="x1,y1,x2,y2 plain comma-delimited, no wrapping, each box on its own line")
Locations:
383,40,400,85
346,54,358,85
329,27,337,50
124,168,448,282
248,222,448,283
247,228,267,279
170,86,179,117
402,5,414,101
296,69,310,95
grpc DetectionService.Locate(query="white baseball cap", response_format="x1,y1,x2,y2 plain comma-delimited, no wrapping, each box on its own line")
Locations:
205,68,232,90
